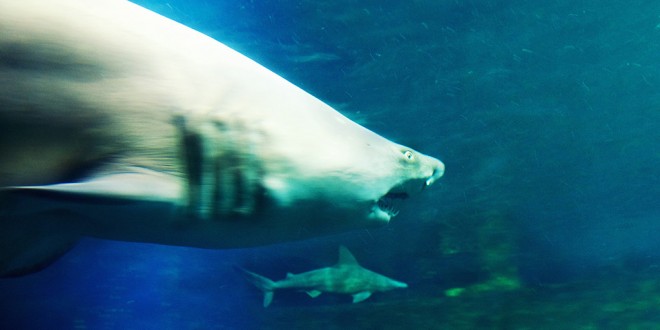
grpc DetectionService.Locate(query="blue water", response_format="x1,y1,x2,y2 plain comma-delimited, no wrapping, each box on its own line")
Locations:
1,0,659,328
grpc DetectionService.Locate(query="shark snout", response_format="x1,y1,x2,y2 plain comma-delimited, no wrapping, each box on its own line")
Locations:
425,157,445,187
387,279,408,290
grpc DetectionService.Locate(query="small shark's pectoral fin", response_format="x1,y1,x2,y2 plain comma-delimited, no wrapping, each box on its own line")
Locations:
352,291,372,303
264,291,274,308
306,290,322,298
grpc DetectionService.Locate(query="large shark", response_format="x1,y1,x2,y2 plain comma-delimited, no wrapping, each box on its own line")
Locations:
0,0,444,277
239,246,408,307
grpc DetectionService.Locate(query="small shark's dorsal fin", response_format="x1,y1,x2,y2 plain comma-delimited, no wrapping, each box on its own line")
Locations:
286,272,294,278
337,245,359,266
352,291,372,303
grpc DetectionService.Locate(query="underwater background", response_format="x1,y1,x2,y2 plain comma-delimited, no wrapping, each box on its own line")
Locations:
1,0,659,329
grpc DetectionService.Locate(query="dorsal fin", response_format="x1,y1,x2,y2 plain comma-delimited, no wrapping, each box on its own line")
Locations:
336,245,359,266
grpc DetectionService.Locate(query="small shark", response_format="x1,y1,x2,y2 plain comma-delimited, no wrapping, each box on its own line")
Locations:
238,246,408,307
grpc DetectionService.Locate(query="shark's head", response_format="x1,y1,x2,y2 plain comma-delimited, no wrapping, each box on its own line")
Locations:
365,143,445,223
164,17,445,243
187,70,447,243
253,104,445,236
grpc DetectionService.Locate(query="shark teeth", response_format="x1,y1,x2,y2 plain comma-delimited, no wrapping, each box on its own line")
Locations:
376,192,408,218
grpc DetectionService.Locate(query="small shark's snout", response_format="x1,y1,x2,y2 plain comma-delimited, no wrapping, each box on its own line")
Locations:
425,158,445,187
392,280,408,289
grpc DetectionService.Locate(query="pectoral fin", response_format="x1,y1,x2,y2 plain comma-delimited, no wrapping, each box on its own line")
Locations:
7,167,182,203
352,291,372,303
306,290,322,298
0,209,80,277
0,168,182,277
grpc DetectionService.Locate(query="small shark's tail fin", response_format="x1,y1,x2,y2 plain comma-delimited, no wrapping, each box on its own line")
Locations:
236,267,277,307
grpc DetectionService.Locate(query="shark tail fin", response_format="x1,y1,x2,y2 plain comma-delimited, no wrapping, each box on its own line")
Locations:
236,267,277,307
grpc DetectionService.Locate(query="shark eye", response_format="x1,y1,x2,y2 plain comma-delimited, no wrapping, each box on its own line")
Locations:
403,150,415,161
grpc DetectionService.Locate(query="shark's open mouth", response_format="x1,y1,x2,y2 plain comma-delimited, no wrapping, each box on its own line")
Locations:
370,159,444,222
376,191,409,218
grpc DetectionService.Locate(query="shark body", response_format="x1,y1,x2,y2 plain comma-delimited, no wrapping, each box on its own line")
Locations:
239,246,407,307
0,0,444,277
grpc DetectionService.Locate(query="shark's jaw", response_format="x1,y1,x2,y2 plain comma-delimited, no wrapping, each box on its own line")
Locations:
370,161,445,223
373,191,409,221
369,181,423,222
